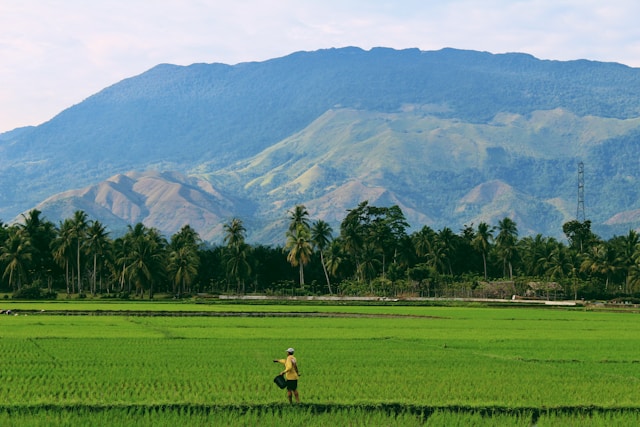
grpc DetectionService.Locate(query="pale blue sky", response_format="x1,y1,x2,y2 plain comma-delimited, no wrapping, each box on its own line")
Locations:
1,0,639,132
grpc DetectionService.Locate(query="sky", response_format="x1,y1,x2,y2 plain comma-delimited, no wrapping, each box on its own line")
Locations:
1,0,640,133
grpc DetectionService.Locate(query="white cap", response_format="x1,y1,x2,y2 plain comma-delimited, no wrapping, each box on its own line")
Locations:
286,348,295,353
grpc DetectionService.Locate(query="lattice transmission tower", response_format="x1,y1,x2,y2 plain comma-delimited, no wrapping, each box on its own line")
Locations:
577,161,585,221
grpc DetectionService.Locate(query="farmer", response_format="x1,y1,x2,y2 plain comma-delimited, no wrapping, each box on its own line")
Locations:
273,347,300,403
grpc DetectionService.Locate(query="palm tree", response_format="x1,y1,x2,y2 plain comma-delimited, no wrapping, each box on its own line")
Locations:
519,234,556,277
168,245,200,296
116,223,147,293
69,211,89,293
611,230,639,294
19,209,56,285
126,226,166,299
223,218,250,293
0,227,33,291
285,223,313,287
223,218,246,249
85,220,110,295
580,243,618,291
436,227,456,276
171,225,201,250
168,225,201,296
311,220,333,294
52,219,74,294
225,242,251,294
471,222,494,279
340,211,365,282
288,205,310,233
545,242,579,298
359,242,382,292
324,239,344,284
496,217,518,279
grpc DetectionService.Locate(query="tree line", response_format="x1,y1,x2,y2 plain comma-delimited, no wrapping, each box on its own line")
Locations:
0,202,638,300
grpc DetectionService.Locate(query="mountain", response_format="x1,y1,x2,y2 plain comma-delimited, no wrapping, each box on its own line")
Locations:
31,171,247,241
3,47,640,243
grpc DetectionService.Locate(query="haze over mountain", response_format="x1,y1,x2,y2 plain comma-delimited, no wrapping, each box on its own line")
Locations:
2,47,640,243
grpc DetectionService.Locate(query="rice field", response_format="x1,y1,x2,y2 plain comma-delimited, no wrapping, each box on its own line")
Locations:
0,302,638,425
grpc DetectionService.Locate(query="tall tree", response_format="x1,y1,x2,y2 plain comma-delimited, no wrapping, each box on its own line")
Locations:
52,219,74,294
0,227,33,291
223,218,250,293
436,227,456,276
563,220,597,254
125,225,166,299
471,222,494,280
288,205,311,233
168,245,200,296
580,243,618,291
69,211,89,294
168,225,202,296
324,239,344,284
225,242,251,294
610,230,639,294
285,223,313,287
223,218,246,249
311,219,334,294
412,226,437,261
85,220,110,295
19,209,56,286
496,217,518,279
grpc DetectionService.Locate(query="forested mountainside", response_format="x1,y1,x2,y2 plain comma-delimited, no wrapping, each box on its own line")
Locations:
2,47,640,242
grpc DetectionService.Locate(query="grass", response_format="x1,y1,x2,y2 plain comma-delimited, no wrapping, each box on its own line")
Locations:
0,302,638,424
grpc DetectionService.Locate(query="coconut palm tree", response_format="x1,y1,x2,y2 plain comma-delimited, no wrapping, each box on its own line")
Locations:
0,227,33,291
168,245,200,296
171,225,201,251
436,227,456,276
285,223,313,287
125,225,166,299
52,219,74,294
311,219,333,294
611,230,640,294
288,205,310,233
471,222,494,280
19,209,56,285
580,243,618,292
225,242,251,294
324,239,344,286
223,218,251,293
69,211,89,293
496,217,518,279
223,218,246,249
168,225,201,295
86,220,110,295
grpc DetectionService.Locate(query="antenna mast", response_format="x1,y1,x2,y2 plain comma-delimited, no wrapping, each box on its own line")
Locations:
577,161,585,221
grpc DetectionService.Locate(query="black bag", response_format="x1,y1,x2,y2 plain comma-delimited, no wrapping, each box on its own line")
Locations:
274,374,287,389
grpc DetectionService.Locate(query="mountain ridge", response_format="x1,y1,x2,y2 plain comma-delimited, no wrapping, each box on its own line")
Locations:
3,47,640,242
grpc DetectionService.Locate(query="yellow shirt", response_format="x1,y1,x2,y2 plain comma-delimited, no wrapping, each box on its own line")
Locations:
277,355,299,380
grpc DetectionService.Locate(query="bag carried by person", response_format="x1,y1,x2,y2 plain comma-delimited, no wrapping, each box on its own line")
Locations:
274,374,287,389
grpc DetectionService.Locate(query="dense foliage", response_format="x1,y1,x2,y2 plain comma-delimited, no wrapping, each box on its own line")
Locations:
2,202,640,300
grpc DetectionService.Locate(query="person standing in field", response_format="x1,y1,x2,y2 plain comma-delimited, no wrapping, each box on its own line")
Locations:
273,347,300,403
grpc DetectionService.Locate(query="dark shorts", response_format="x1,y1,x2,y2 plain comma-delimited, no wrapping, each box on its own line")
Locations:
286,379,298,391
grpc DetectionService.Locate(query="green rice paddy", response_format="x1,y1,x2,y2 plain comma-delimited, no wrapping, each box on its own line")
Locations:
0,302,638,425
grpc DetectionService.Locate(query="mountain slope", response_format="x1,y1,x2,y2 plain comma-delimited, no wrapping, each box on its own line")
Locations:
33,171,246,241
4,47,640,242
204,107,640,240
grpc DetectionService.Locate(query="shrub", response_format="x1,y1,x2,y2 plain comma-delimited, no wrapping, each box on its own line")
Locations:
12,287,57,300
